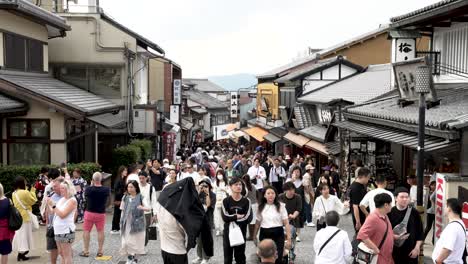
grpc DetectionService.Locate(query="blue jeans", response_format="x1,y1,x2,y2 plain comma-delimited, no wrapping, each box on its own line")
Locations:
303,201,312,223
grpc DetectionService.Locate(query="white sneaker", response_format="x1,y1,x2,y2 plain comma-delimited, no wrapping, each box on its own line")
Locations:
192,257,202,264
296,236,301,242
307,222,316,227
215,230,221,236
110,230,120,235
201,260,209,264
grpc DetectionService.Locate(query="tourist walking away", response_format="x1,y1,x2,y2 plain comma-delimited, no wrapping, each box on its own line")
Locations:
253,186,291,264
49,180,77,264
242,174,257,241
71,168,86,223
349,167,370,231
0,183,15,264
279,182,302,235
157,178,210,264
388,187,423,264
127,164,139,183
214,170,230,236
120,181,151,264
12,176,37,261
329,164,341,198
268,158,286,196
138,171,157,249
111,166,128,234
221,177,253,264
423,180,436,244
44,169,63,264
359,175,395,214
257,239,278,264
432,198,467,264
356,193,394,264
80,172,110,258
313,211,352,264
312,184,349,231
193,178,216,264
248,158,267,198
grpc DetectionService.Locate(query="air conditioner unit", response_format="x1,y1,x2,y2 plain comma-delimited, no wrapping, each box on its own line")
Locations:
133,109,155,134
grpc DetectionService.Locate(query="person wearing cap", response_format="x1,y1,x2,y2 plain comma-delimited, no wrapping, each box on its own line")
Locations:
193,179,216,264
388,187,423,264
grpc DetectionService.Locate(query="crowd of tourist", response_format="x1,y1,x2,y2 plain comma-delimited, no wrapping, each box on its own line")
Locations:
0,141,465,264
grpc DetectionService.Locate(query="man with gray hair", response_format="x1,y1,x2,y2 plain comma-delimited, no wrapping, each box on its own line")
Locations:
257,239,277,264
80,172,110,258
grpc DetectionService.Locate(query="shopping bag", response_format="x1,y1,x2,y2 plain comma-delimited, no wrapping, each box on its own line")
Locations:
148,224,157,240
228,222,245,247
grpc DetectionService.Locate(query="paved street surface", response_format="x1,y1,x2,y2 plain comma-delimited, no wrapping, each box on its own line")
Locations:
11,212,435,264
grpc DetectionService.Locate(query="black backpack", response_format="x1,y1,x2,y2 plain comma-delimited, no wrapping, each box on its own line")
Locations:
8,199,23,231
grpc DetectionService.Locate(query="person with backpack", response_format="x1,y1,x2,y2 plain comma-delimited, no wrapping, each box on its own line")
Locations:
138,171,158,250
388,187,423,264
313,211,352,264
0,182,16,264
432,198,467,264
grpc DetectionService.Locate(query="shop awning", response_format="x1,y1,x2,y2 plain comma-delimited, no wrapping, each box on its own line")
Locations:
87,113,126,128
305,139,328,155
283,132,310,148
264,133,281,144
244,127,268,142
181,119,193,130
190,107,208,114
325,142,341,155
333,120,458,152
299,124,328,142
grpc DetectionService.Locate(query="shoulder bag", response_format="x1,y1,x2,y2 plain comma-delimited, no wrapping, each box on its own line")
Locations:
318,197,327,224
353,217,388,264
14,191,39,231
393,205,413,247
8,199,23,231
318,229,341,255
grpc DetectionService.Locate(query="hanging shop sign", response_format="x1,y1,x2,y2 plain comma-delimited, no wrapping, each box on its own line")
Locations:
163,132,176,162
395,38,416,62
230,91,239,118
173,79,182,105
170,105,179,124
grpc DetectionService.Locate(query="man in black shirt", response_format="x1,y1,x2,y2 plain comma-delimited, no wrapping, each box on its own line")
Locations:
149,159,165,194
82,172,110,258
349,167,370,231
388,187,423,264
221,177,253,264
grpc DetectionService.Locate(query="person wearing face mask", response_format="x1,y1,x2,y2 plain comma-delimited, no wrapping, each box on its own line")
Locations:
214,170,229,237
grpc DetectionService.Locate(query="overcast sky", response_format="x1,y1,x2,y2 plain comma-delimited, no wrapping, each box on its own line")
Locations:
93,0,440,77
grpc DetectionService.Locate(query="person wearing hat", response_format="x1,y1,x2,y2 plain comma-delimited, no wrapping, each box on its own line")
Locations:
193,179,216,264
388,187,423,264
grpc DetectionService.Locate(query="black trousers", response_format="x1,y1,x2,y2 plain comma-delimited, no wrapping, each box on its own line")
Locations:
423,213,435,244
111,204,121,231
259,227,285,264
223,224,247,264
161,250,188,264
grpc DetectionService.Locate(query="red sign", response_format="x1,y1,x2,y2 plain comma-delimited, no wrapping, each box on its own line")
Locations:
163,132,176,162
463,203,468,229
435,174,445,241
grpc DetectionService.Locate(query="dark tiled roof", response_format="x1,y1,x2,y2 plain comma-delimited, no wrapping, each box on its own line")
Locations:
87,113,125,128
390,0,463,22
184,89,228,110
182,79,227,93
325,141,341,155
346,83,468,130
0,72,119,115
270,127,288,138
294,105,318,129
299,124,328,143
0,93,27,114
298,64,393,105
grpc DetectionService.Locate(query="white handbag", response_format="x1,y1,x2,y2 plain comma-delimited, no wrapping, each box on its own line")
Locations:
14,192,39,231
228,222,245,247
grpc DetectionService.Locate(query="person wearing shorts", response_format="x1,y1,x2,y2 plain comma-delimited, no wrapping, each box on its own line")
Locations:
80,172,110,258
45,170,63,264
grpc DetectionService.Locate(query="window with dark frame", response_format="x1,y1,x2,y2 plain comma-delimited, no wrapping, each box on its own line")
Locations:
3,33,44,72
7,119,50,165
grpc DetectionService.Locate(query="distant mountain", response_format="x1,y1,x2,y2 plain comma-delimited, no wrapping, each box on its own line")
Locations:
208,73,257,91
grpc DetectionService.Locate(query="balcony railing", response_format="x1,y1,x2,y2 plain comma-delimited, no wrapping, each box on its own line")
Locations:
416,51,441,75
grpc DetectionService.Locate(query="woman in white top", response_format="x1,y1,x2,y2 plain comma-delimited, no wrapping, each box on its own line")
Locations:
49,180,77,264
312,184,349,231
213,170,229,236
253,186,291,264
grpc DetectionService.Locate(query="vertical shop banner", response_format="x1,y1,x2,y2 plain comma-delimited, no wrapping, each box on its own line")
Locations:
230,91,239,118
173,79,182,105
434,173,446,243
163,132,176,161
170,105,179,124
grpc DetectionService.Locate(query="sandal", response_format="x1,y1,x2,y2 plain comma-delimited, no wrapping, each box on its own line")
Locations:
79,252,89,257
96,253,103,258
